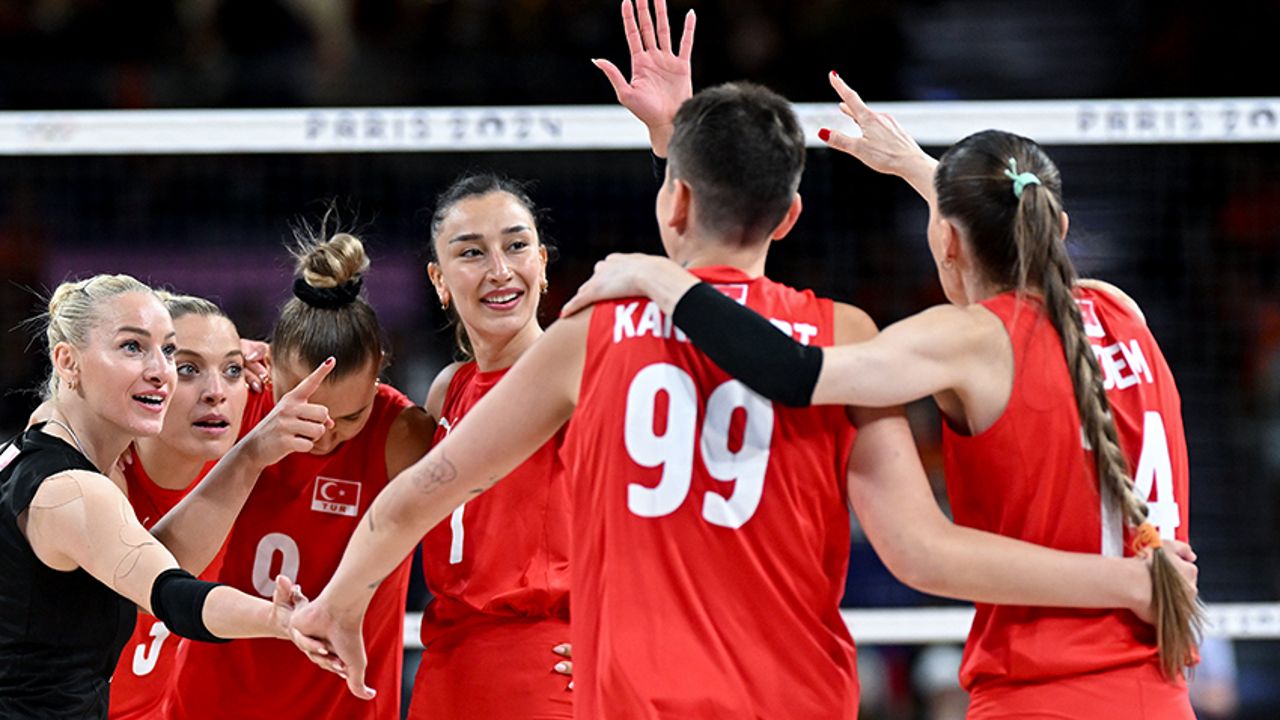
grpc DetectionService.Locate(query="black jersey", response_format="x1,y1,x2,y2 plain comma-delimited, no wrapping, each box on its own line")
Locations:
0,426,136,719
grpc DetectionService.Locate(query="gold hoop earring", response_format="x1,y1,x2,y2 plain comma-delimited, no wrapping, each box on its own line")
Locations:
540,278,549,295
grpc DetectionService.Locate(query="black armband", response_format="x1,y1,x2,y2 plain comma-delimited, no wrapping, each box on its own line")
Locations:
150,568,230,643
651,152,667,182
671,282,822,407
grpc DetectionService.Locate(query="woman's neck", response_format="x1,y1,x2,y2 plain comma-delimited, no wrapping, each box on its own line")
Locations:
469,321,545,373
133,438,208,491
47,399,132,474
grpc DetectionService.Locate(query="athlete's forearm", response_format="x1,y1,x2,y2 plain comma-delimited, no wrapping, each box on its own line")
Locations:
899,154,938,205
908,523,1150,612
150,440,267,574
202,585,283,640
319,450,479,615
848,411,1150,614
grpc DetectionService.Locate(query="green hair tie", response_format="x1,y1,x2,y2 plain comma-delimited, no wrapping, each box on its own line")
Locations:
1003,158,1041,199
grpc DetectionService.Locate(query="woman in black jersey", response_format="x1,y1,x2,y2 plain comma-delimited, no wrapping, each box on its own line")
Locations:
0,274,341,719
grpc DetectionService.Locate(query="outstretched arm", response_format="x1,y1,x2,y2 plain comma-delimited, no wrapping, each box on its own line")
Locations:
593,0,695,157
22,470,314,644
290,312,590,699
562,254,997,408
150,358,336,574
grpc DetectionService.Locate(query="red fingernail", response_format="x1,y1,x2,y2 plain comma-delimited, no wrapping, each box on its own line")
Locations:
831,70,839,79
818,128,831,143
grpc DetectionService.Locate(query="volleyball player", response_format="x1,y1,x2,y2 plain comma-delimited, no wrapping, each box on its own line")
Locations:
107,294,250,719
406,174,572,719
560,74,1201,717
291,80,1194,718
0,274,338,719
168,228,434,720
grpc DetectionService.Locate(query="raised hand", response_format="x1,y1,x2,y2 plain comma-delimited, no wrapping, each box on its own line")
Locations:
818,72,937,198
242,357,335,468
290,596,375,699
592,0,696,156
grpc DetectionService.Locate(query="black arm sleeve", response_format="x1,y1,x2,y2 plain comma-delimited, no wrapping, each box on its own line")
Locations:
150,568,231,643
671,282,823,407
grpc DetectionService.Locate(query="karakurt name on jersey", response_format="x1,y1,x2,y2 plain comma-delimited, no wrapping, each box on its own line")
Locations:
613,285,820,347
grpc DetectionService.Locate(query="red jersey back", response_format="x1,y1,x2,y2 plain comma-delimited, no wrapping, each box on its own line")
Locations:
943,288,1189,690
419,362,571,639
108,450,220,720
561,266,858,719
170,383,415,720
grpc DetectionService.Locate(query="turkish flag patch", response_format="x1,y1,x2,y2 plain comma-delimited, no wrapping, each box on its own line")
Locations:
311,476,362,517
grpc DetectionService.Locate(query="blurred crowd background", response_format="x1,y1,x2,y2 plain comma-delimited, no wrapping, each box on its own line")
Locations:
1,1,1278,718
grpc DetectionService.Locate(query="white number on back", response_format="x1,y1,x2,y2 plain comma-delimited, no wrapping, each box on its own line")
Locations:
1101,410,1181,555
1133,411,1179,540
131,620,171,676
624,363,774,529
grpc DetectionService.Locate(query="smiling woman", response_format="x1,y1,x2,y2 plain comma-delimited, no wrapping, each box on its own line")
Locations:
407,174,572,720
0,275,332,720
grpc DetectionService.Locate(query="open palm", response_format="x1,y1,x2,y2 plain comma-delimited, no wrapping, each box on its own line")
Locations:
594,0,696,155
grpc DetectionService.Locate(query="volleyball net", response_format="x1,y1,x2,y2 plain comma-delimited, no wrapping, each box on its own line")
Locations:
2,97,1278,658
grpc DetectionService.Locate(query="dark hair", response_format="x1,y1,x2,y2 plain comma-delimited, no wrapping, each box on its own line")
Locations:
426,173,548,360
272,209,388,381
666,82,805,241
935,129,1202,678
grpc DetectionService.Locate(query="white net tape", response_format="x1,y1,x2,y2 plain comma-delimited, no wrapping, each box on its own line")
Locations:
3,98,1279,155
404,603,1280,649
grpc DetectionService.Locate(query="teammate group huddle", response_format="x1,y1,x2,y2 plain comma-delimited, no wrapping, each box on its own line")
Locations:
0,2,1204,718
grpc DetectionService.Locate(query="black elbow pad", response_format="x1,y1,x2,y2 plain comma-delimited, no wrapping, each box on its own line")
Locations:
149,568,230,643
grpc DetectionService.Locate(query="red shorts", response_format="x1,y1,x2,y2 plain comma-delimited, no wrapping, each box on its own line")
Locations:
966,661,1193,719
408,616,573,720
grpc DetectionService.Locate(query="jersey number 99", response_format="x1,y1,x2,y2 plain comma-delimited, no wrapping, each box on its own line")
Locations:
624,363,774,529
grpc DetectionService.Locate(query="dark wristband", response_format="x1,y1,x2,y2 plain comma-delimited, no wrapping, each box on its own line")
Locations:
651,153,667,182
150,568,231,643
671,282,822,407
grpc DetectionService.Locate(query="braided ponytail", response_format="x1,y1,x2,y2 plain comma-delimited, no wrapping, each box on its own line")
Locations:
938,130,1203,679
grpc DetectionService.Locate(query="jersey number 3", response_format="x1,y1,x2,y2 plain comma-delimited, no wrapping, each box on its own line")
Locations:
624,363,774,529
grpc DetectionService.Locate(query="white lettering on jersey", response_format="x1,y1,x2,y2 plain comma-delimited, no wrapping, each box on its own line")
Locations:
613,301,818,346
1092,339,1154,391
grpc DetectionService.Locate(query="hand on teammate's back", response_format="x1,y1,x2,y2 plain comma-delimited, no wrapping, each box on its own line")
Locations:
592,0,696,156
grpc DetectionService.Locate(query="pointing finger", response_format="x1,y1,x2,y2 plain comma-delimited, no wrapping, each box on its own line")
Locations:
287,357,336,402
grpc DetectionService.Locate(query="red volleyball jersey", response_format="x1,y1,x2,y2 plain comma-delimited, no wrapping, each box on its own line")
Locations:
419,361,571,634
108,450,220,720
560,266,858,719
943,288,1189,691
169,383,415,720
411,362,573,719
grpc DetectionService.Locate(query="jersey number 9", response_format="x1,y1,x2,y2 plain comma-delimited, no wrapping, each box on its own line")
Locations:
624,363,774,529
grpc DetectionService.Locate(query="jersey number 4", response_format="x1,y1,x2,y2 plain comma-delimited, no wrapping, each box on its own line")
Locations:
1102,410,1180,554
624,363,774,529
